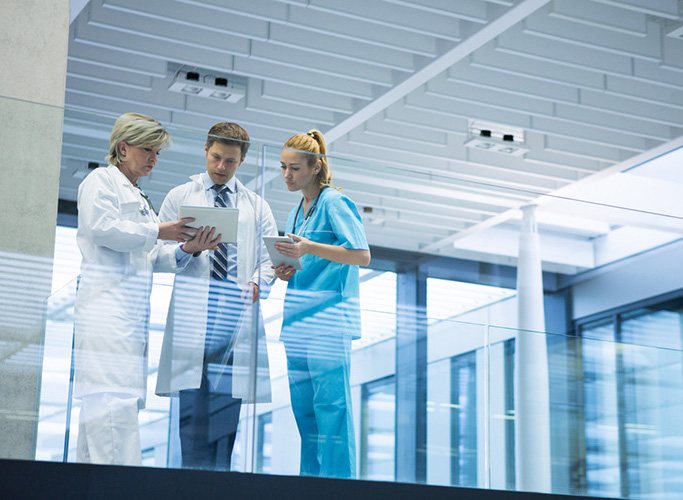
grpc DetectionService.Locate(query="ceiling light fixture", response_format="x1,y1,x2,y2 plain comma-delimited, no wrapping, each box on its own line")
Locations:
463,120,529,157
168,70,246,103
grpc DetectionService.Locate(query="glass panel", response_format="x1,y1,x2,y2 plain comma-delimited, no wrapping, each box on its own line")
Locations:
5,88,683,500
36,274,78,462
620,309,683,498
581,319,621,497
360,376,396,481
486,324,683,499
451,351,477,487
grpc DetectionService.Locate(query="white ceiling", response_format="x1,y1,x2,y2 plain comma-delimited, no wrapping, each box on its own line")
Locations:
61,0,683,274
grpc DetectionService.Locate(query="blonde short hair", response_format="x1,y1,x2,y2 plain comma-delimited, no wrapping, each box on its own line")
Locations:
106,113,172,167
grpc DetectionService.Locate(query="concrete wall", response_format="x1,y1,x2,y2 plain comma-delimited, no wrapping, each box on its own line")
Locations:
0,0,69,459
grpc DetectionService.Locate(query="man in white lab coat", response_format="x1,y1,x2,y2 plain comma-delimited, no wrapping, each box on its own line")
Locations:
155,122,277,470
74,113,219,466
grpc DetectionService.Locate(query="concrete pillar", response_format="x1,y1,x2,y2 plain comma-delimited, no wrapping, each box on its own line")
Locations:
514,205,552,492
0,0,69,459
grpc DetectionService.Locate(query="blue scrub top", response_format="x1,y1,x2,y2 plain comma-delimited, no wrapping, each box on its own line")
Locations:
280,187,369,344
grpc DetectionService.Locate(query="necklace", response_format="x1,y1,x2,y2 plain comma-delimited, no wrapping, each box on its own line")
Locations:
291,187,325,235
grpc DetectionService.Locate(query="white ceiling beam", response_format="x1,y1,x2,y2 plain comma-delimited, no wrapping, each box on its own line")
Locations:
589,0,680,20
553,103,673,142
66,60,153,91
450,225,596,269
232,57,375,99
68,42,168,78
497,23,634,76
413,84,653,152
101,0,270,41
446,64,674,141
543,137,628,163
594,227,681,267
380,0,490,23
73,17,242,73
550,0,648,36
87,3,250,57
261,81,357,113
523,12,662,62
286,6,441,57
267,23,416,72
446,63,580,104
334,134,564,193
248,42,394,86
471,43,605,89
323,0,552,143
380,103,605,173
580,89,683,128
173,0,289,23
421,135,683,253
308,0,463,40
245,80,338,125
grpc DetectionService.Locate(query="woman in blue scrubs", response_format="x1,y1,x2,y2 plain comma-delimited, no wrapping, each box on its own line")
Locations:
274,130,370,479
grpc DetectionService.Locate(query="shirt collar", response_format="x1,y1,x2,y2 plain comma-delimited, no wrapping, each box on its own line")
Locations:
201,171,237,194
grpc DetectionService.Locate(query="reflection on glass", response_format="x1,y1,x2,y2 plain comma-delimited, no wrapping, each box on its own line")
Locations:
580,304,683,499
256,413,273,473
451,351,477,487
21,110,683,500
361,377,395,481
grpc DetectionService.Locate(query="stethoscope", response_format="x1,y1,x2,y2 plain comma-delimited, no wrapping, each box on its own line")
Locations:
291,187,326,236
126,183,154,217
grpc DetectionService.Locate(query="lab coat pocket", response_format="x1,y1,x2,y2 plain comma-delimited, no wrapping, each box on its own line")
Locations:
120,200,143,220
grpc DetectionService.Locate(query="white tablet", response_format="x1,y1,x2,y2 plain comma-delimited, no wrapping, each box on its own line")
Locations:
263,235,303,270
178,206,239,244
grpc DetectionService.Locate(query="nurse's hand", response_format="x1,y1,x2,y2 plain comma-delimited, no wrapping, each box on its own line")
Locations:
181,226,221,254
273,264,296,281
159,218,197,242
274,233,310,259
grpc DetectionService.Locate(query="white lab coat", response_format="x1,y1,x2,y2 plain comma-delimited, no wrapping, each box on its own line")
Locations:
155,174,277,403
73,165,188,406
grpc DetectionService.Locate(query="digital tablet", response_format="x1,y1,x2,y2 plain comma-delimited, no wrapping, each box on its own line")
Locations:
178,206,239,244
263,235,303,270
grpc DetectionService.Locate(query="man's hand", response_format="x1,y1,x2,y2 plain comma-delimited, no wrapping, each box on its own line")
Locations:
241,282,259,304
273,264,296,281
181,226,221,254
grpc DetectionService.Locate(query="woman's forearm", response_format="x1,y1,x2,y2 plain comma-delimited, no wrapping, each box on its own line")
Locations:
306,241,370,266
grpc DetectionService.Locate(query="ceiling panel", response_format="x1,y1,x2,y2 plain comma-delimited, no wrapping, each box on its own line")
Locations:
61,0,683,273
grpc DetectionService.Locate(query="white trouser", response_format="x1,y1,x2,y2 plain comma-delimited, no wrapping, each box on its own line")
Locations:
76,393,142,466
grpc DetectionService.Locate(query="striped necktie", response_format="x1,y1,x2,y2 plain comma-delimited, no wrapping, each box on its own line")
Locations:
211,184,231,281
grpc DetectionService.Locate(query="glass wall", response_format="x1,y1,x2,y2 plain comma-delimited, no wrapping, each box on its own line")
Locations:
3,96,683,500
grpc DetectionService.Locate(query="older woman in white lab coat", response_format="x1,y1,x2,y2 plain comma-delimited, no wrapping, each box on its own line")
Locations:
73,113,219,466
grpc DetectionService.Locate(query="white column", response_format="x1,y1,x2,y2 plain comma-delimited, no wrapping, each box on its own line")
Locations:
0,0,69,459
514,205,552,492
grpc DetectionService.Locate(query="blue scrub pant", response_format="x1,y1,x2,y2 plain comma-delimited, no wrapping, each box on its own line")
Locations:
285,334,356,479
179,280,243,471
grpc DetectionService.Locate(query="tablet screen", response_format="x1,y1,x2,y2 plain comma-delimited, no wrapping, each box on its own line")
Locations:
178,206,239,244
263,236,303,270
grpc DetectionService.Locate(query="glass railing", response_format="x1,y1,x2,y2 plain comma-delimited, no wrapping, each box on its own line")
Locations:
3,94,683,500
